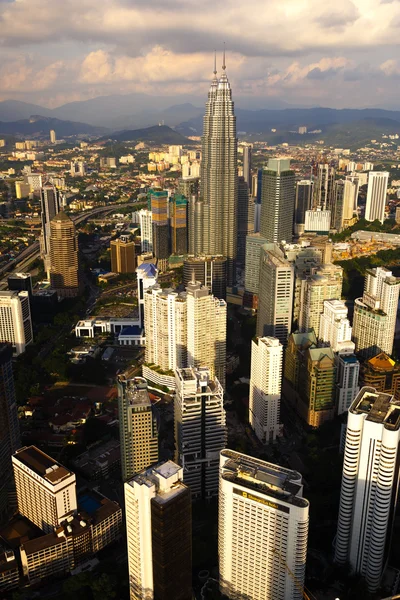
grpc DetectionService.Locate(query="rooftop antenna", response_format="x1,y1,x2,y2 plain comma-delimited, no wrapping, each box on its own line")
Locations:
222,42,226,70
213,49,217,76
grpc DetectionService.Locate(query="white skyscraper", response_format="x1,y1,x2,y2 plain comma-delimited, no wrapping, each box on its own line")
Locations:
365,171,389,223
174,367,226,499
136,262,158,327
335,387,400,592
299,264,343,338
353,266,400,358
319,299,354,353
0,291,33,355
249,337,282,443
125,462,192,600
336,353,360,415
138,209,153,253
219,449,309,600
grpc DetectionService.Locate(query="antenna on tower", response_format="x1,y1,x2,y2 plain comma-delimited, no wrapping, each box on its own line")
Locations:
222,42,226,70
213,50,217,75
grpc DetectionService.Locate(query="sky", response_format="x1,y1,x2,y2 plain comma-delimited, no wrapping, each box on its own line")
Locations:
1,0,400,110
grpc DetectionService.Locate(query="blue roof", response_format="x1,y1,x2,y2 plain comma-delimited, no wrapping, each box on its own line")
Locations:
137,263,157,277
119,326,143,336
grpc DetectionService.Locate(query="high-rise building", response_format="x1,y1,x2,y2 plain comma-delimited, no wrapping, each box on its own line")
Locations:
0,343,20,522
0,291,33,355
178,176,199,201
260,159,295,244
237,176,255,265
138,209,153,253
336,353,360,415
110,236,136,274
331,179,356,232
70,160,87,177
125,462,192,600
256,244,294,345
242,145,252,191
345,174,360,210
299,263,343,338
12,446,77,534
304,208,331,234
249,337,282,443
198,56,238,285
49,212,81,299
40,182,61,273
117,372,158,482
183,255,227,301
312,163,335,209
174,367,226,499
365,171,389,223
359,353,400,400
218,449,309,600
335,387,400,592
319,299,353,353
150,190,169,267
7,273,32,298
169,194,188,255
144,280,227,387
294,180,313,235
352,267,400,358
244,234,268,294
49,129,56,144
136,262,158,327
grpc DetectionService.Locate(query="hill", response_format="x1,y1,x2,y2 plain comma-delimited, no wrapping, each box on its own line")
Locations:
104,125,194,145
0,116,107,137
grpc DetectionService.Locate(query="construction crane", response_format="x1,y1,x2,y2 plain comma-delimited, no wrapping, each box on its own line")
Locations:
272,548,315,600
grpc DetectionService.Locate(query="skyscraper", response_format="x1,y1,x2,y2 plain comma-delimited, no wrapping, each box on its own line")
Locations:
117,372,158,481
125,462,192,600
242,144,252,191
49,211,81,298
256,244,294,345
138,209,153,253
169,194,188,255
244,233,268,294
365,171,389,223
183,255,227,301
0,343,20,522
260,159,295,244
49,129,56,144
335,387,400,592
110,236,136,273
352,266,400,358
299,263,343,338
359,353,400,401
313,163,335,209
40,182,60,274
0,291,33,355
319,299,354,353
218,449,309,600
249,337,282,443
294,180,313,235
174,367,226,499
150,189,169,269
198,54,238,285
331,179,356,232
236,176,255,265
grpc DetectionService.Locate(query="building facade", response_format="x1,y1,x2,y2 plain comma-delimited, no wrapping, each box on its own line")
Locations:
110,236,136,274
294,180,313,235
260,159,295,244
365,171,389,223
169,194,188,255
49,211,81,298
40,182,61,275
237,176,255,265
299,264,343,338
0,291,33,355
183,255,227,301
138,209,153,253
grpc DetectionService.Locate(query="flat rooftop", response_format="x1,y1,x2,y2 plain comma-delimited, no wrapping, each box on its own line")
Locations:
128,461,188,504
13,446,73,485
221,449,309,509
0,515,42,551
351,387,400,430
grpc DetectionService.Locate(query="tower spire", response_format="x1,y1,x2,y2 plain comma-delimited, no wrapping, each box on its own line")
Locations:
213,50,217,76
222,43,226,71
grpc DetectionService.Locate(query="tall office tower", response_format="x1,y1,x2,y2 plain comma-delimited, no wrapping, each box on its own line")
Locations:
360,353,400,401
335,387,400,592
198,56,238,286
244,234,268,294
178,176,199,200
260,158,295,244
150,190,169,268
40,182,61,274
188,195,203,255
237,176,255,265
331,179,356,231
313,163,335,209
304,208,331,234
219,450,309,600
144,281,227,386
256,244,294,345
319,299,354,353
0,343,20,522
345,174,360,210
299,263,343,338
169,194,188,255
125,462,192,600
242,145,252,191
138,209,153,253
12,446,77,534
7,273,32,298
353,267,400,358
49,129,56,144
49,212,81,299
183,255,227,301
365,171,389,223
249,337,282,443
110,236,136,274
285,331,336,426
294,180,313,235
136,263,158,327
117,372,158,481
174,367,226,499
0,291,33,355
336,353,360,415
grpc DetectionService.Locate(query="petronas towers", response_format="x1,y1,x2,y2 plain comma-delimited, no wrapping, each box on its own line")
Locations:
196,54,238,286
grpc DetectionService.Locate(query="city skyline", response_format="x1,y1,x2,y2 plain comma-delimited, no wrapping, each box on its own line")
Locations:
1,1,400,109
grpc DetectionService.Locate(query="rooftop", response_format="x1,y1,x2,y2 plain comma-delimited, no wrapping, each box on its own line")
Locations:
129,461,188,505
13,446,73,485
351,386,400,430
367,352,398,372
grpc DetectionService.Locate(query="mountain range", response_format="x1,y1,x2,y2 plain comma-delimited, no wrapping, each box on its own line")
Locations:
0,115,106,137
